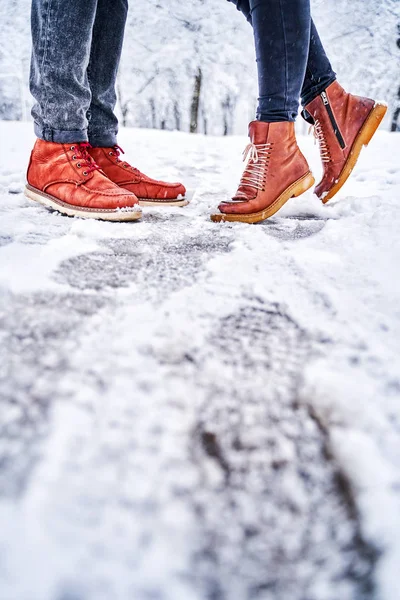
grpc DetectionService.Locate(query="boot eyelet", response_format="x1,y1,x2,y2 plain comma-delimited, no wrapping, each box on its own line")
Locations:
83,171,88,176
77,163,81,168
109,151,114,156
70,146,75,151
72,155,77,160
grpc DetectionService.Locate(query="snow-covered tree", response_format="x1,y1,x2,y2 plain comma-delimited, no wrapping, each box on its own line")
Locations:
0,0,398,133
0,0,30,121
118,0,256,135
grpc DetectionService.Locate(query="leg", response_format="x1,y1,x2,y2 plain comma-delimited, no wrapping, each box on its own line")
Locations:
86,0,128,147
27,0,142,221
300,20,336,107
223,0,387,212
212,0,315,223
30,0,99,143
251,0,311,121
226,1,336,110
228,0,311,121
85,0,187,206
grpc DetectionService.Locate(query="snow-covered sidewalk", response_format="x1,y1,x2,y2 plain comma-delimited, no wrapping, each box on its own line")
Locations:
0,121,399,600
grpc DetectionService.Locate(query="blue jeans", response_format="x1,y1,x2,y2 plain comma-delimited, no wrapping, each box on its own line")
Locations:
228,0,337,122
30,0,128,145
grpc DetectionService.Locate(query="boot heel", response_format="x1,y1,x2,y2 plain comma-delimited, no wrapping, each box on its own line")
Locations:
292,172,315,197
362,102,387,147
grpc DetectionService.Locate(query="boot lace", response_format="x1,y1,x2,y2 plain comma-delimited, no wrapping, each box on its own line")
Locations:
70,142,101,176
309,120,331,163
108,145,141,176
240,142,273,191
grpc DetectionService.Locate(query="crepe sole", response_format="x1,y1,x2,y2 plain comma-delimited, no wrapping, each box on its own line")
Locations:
321,102,388,204
210,171,315,224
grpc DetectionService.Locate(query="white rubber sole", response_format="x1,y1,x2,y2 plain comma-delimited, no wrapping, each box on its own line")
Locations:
138,198,189,207
25,185,142,222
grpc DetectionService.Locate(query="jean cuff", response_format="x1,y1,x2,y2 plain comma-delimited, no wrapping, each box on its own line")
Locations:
257,111,297,123
34,122,88,144
88,129,118,148
301,75,337,108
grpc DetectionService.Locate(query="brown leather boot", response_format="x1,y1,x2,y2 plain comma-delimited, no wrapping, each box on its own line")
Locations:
303,81,387,203
89,146,187,207
25,139,142,221
211,121,315,224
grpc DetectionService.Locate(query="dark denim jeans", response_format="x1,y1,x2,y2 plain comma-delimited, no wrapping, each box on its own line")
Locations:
30,0,128,145
228,0,337,122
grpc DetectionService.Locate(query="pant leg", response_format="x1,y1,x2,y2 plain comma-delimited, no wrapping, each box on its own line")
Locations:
87,0,128,147
248,0,312,121
227,0,336,117
30,0,99,143
300,20,336,107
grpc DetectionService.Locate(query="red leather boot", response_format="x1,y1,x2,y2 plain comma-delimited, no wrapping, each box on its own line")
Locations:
211,121,315,223
89,146,187,207
25,139,142,221
303,81,387,203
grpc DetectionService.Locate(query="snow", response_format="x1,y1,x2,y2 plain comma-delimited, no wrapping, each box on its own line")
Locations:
0,120,400,600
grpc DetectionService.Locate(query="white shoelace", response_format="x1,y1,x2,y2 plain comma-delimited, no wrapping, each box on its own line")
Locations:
240,142,273,191
309,119,331,163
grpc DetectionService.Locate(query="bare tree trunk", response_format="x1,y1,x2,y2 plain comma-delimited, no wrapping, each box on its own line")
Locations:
391,26,400,132
190,67,202,134
222,94,234,136
149,98,156,129
202,111,208,136
116,79,129,127
122,106,131,128
174,101,181,131
223,116,228,136
391,99,400,132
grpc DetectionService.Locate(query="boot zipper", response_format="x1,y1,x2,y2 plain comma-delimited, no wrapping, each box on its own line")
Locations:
321,92,346,149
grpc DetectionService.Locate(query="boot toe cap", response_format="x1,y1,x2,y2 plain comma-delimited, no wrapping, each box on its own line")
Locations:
218,200,254,215
155,181,186,199
139,181,186,200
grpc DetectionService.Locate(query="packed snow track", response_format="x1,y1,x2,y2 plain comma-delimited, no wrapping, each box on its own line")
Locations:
0,122,399,600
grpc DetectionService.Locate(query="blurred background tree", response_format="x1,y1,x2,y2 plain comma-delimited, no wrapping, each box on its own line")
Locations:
0,0,398,134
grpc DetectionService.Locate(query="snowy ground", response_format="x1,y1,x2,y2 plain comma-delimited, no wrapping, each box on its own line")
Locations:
0,121,399,600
